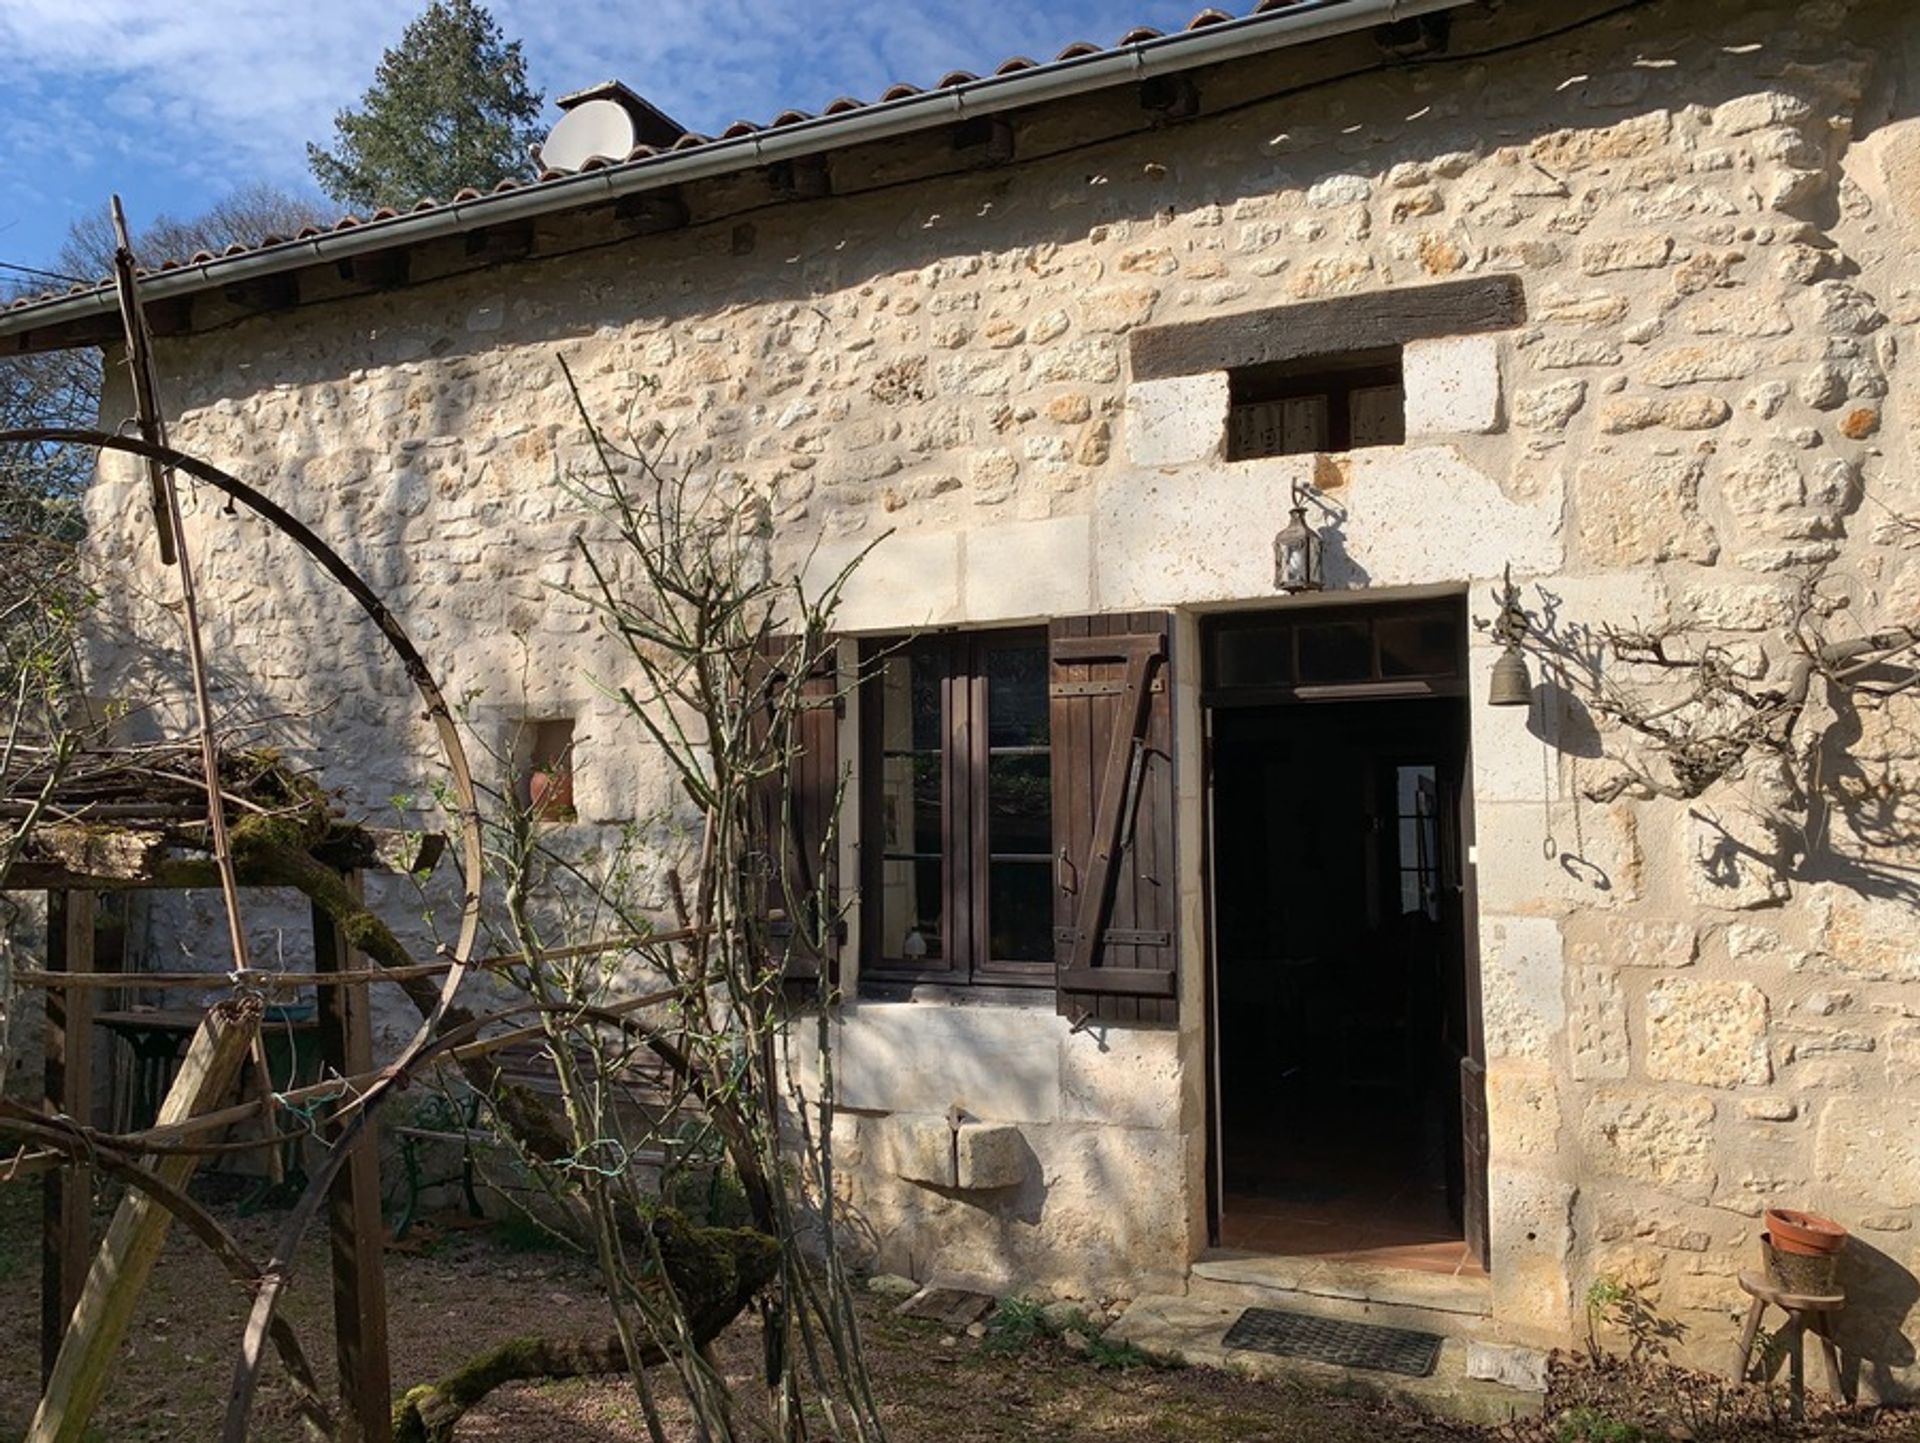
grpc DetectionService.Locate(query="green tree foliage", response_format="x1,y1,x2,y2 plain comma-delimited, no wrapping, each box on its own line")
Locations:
306,0,544,211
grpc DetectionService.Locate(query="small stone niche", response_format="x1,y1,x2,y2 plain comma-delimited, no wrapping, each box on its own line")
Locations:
514,717,577,822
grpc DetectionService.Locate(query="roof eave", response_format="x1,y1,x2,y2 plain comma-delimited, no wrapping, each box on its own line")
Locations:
0,0,1471,347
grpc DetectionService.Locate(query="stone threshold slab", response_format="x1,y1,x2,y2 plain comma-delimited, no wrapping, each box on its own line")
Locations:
1106,1294,1541,1428
1191,1249,1494,1319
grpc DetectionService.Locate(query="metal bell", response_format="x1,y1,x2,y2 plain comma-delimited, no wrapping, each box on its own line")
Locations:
1487,647,1533,707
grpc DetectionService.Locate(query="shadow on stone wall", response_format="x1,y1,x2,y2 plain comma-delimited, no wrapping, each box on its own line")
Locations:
1832,1236,1919,1403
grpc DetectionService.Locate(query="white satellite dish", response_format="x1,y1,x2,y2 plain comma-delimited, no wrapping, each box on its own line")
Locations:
538,98,639,172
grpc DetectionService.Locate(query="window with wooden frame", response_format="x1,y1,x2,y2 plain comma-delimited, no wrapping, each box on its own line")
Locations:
1226,348,1406,461
859,615,1180,1023
860,628,1055,989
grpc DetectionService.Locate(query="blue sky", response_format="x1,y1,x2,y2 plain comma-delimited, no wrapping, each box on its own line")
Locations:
0,1,1213,279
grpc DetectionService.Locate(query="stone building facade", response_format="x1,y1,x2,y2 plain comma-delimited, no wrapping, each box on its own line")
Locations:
6,0,1920,1393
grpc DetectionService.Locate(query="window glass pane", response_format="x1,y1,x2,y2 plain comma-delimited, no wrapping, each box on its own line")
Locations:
1349,383,1406,447
878,644,945,964
988,860,1052,963
1297,621,1372,683
879,857,943,961
1378,614,1458,679
985,643,1048,749
988,753,1051,857
1396,764,1436,816
1212,626,1292,689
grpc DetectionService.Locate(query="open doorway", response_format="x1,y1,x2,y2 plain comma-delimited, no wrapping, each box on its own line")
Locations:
1203,601,1483,1276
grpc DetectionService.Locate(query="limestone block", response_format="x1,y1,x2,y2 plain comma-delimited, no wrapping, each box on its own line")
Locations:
1059,1025,1187,1131
1481,916,1565,1061
1641,345,1758,388
894,1117,956,1187
1513,379,1587,433
798,529,962,632
1566,920,1697,970
960,515,1092,625
1688,810,1790,911
1332,447,1563,587
1568,966,1629,1082
1573,454,1718,566
1887,1022,1920,1088
1487,1063,1561,1159
1095,446,1557,610
1467,1341,1550,1392
1582,1090,1717,1200
1403,335,1503,437
1125,374,1229,468
1808,884,1920,982
834,1002,1067,1123
1488,1171,1576,1337
1714,91,1813,137
1034,1124,1198,1293
1474,800,1641,914
1645,978,1772,1088
1307,173,1371,208
956,1124,1030,1190
1815,1097,1920,1211
1083,283,1162,335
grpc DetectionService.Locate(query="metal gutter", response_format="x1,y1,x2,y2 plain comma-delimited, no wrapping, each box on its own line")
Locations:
0,0,1472,342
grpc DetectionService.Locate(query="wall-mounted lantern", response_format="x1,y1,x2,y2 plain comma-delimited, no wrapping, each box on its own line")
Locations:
1487,564,1533,707
1273,482,1323,593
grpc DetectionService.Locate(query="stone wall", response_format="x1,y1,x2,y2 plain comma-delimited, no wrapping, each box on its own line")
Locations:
74,0,1920,1384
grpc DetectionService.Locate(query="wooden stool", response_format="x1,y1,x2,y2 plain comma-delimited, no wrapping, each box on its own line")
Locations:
1733,1271,1848,1421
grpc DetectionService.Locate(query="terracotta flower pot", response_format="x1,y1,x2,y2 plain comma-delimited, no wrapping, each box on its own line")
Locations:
529,767,574,821
1764,1207,1847,1257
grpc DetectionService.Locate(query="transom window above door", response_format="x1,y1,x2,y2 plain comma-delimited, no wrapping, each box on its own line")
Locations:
860,628,1055,989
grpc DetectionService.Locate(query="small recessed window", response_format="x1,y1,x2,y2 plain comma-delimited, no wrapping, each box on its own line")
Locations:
515,718,576,822
1226,347,1406,461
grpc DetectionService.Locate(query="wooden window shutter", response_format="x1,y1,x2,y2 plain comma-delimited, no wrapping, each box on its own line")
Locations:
758,637,844,988
1050,614,1178,1024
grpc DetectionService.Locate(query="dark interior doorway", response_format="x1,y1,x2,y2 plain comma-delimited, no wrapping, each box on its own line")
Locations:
1203,603,1481,1275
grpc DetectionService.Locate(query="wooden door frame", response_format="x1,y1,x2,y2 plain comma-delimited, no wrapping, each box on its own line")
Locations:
1196,596,1488,1263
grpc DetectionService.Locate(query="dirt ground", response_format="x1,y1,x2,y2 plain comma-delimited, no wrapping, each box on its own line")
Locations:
2,1183,1916,1443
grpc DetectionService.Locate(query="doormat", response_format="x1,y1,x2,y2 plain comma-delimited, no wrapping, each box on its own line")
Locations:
1222,1307,1443,1378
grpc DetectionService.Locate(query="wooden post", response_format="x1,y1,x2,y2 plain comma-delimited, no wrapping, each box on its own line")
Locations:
29,1003,256,1443
40,890,95,1384
313,877,393,1443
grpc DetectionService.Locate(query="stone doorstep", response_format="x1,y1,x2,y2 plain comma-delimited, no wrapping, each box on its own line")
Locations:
1106,1294,1544,1429
1189,1250,1495,1326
